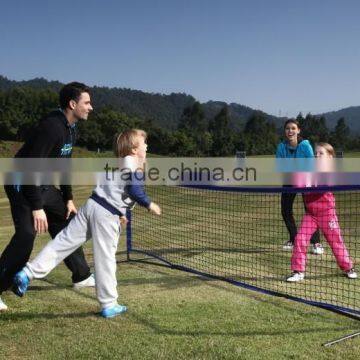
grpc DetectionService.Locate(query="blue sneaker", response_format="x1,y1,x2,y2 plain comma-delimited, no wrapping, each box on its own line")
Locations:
13,270,30,297
100,304,127,318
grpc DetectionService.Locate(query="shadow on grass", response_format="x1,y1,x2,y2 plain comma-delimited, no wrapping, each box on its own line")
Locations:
0,311,96,321
120,273,215,288
128,311,359,337
12,278,99,303
28,284,68,291
126,262,360,324
122,259,342,287
121,247,276,261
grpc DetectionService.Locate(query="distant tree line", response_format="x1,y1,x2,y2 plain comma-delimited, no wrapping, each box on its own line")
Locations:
0,87,358,156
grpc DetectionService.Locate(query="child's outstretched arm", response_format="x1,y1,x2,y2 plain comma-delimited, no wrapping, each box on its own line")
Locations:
126,171,161,215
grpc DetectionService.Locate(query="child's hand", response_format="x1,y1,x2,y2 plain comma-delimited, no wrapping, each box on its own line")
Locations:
149,202,161,215
120,216,128,226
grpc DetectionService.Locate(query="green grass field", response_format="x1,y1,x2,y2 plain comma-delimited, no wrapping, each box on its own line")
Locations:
1,143,360,359
1,185,360,359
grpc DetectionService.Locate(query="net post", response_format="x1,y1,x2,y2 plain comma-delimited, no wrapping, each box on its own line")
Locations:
323,331,360,347
126,209,132,261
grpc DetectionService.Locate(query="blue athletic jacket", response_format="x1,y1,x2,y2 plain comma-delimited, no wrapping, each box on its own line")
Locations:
275,139,314,158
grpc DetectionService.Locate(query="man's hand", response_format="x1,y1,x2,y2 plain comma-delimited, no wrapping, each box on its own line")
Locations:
66,200,77,219
32,209,48,234
148,202,161,215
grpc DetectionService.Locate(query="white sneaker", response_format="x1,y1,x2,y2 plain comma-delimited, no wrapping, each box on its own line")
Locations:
286,272,305,282
283,241,294,251
311,243,324,255
346,269,358,279
0,296,8,311
73,274,95,289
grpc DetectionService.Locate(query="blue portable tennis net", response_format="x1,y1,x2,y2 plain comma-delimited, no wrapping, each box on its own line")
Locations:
127,186,360,316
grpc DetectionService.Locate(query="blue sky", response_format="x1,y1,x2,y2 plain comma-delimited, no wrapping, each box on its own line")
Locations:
1,0,360,117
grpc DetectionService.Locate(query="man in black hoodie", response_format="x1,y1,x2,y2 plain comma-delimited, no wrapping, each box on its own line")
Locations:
0,82,94,310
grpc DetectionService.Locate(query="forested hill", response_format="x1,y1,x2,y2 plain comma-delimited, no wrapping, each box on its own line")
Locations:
203,101,282,130
1,75,359,155
1,75,359,131
321,106,360,132
0,76,63,92
0,75,279,130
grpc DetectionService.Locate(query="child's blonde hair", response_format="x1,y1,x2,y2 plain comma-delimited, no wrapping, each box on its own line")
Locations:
114,129,147,157
316,142,335,157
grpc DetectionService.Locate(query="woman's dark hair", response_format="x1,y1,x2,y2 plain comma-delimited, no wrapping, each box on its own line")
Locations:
283,118,301,130
59,82,90,109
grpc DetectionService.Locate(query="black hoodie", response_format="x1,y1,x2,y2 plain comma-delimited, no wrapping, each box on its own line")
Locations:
15,110,76,210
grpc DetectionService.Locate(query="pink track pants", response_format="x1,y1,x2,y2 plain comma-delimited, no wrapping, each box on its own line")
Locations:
291,208,353,273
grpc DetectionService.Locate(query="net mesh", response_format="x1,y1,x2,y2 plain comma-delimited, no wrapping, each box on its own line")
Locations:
129,186,359,314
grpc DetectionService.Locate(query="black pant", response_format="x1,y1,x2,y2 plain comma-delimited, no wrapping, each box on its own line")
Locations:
0,185,91,293
281,192,320,244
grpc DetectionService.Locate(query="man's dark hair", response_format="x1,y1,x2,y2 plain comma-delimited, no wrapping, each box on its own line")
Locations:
59,82,90,109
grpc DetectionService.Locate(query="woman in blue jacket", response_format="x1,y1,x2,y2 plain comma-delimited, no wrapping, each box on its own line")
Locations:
276,119,323,254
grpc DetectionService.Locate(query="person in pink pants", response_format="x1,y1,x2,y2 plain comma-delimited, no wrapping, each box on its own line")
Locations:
287,143,357,282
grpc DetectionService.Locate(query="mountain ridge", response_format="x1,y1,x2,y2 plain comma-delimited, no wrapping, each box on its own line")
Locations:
1,75,358,131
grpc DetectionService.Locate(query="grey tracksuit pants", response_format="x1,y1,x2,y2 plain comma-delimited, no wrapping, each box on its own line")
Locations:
24,198,121,309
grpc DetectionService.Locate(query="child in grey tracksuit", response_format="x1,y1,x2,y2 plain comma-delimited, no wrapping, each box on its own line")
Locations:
13,129,161,317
